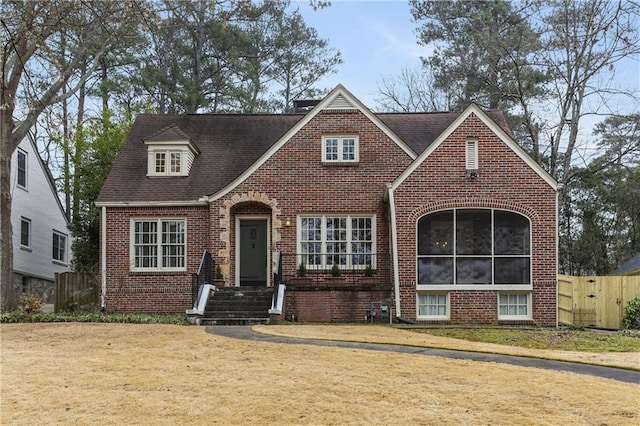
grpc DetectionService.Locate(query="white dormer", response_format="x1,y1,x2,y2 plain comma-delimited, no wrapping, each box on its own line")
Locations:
143,124,198,177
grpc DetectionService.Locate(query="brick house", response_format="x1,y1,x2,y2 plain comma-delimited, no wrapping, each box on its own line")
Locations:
96,85,558,325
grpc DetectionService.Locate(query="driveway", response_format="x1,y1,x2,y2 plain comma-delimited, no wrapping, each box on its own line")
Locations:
207,325,640,384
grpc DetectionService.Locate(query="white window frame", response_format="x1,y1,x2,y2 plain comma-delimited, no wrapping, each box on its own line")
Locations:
130,218,187,272
17,148,27,189
298,214,375,270
498,292,531,320
416,208,532,291
417,292,449,319
20,217,31,249
52,230,68,264
322,135,359,163
149,149,186,176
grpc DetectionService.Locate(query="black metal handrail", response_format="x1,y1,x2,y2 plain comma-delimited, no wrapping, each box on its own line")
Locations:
191,250,214,307
271,251,284,311
279,253,380,286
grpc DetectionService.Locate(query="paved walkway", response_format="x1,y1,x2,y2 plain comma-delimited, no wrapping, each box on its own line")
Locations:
206,326,640,384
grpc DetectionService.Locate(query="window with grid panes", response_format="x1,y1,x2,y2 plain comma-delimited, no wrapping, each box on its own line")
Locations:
417,293,448,318
299,215,374,269
498,293,530,319
132,219,186,271
322,136,359,163
417,209,531,286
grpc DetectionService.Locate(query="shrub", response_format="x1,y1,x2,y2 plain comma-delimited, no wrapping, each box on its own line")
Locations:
18,293,44,314
0,312,190,325
215,265,224,280
330,263,341,277
297,262,307,277
622,297,640,330
364,263,374,277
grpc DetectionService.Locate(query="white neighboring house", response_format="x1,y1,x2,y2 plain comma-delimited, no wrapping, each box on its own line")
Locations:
11,135,72,302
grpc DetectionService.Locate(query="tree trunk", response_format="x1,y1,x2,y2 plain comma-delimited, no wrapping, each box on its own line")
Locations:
0,111,18,311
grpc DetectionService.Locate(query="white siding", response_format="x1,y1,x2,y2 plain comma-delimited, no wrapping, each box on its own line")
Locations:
10,136,72,281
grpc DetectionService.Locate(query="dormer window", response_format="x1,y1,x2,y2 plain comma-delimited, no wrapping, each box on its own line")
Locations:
322,135,359,163
144,126,198,177
154,151,183,175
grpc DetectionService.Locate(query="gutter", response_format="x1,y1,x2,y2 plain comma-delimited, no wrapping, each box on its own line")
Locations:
387,184,402,318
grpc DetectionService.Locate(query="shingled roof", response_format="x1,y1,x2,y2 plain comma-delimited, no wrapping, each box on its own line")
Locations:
97,108,510,204
612,253,640,276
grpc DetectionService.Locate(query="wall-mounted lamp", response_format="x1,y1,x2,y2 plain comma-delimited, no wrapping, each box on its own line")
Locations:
284,217,292,227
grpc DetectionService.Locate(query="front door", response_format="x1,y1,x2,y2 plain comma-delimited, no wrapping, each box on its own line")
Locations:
238,219,268,286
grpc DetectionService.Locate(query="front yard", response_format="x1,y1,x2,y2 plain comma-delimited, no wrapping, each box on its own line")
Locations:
1,323,638,425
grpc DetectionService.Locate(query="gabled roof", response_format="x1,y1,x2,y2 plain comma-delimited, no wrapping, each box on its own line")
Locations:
390,103,558,191
96,85,519,205
611,253,640,276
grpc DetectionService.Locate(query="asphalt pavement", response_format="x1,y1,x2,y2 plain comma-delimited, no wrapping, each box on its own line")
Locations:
206,326,640,384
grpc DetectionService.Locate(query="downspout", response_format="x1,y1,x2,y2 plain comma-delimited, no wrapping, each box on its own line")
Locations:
555,184,563,328
387,184,401,318
101,206,107,309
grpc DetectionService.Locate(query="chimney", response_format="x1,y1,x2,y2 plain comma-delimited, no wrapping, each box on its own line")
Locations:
293,99,321,113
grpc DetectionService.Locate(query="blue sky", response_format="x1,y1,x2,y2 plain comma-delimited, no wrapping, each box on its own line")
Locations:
293,0,430,107
293,0,639,119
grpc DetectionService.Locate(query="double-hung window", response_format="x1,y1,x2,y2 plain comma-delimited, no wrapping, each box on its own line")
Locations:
299,215,374,269
17,149,27,188
498,293,530,319
417,209,531,287
131,219,186,271
417,293,449,319
322,136,359,163
52,231,67,263
20,218,31,248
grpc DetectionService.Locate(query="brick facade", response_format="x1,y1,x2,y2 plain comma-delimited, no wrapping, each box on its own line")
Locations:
103,206,209,313
99,89,557,324
393,112,557,325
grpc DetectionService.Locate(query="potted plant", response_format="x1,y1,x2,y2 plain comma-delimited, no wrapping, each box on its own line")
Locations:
213,265,227,287
297,262,307,278
331,263,341,277
325,263,345,286
360,263,378,287
364,263,374,277
288,262,313,287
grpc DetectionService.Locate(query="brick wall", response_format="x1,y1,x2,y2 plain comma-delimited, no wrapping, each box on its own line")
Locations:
208,109,413,288
393,112,558,325
102,205,209,313
285,288,393,322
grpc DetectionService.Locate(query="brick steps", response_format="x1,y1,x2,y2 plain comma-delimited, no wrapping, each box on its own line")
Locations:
194,287,274,326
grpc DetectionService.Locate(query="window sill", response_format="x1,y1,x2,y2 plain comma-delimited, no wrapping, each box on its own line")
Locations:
416,284,533,291
52,260,68,266
20,246,32,252
129,269,188,275
321,161,359,167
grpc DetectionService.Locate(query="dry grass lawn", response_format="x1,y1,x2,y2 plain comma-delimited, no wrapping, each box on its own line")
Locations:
1,323,639,425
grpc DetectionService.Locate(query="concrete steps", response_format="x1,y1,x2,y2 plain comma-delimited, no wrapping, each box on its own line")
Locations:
195,287,274,326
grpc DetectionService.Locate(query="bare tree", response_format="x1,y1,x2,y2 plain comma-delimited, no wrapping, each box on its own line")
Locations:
376,66,453,112
0,0,145,310
540,0,640,183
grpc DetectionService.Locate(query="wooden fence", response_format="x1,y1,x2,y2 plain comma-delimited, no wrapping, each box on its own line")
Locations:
54,272,99,312
558,274,640,329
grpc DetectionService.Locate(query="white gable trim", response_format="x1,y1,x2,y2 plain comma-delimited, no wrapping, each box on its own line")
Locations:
390,103,558,192
206,84,417,202
24,134,70,226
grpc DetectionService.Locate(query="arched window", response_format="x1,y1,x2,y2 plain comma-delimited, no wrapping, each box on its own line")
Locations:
417,209,530,285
